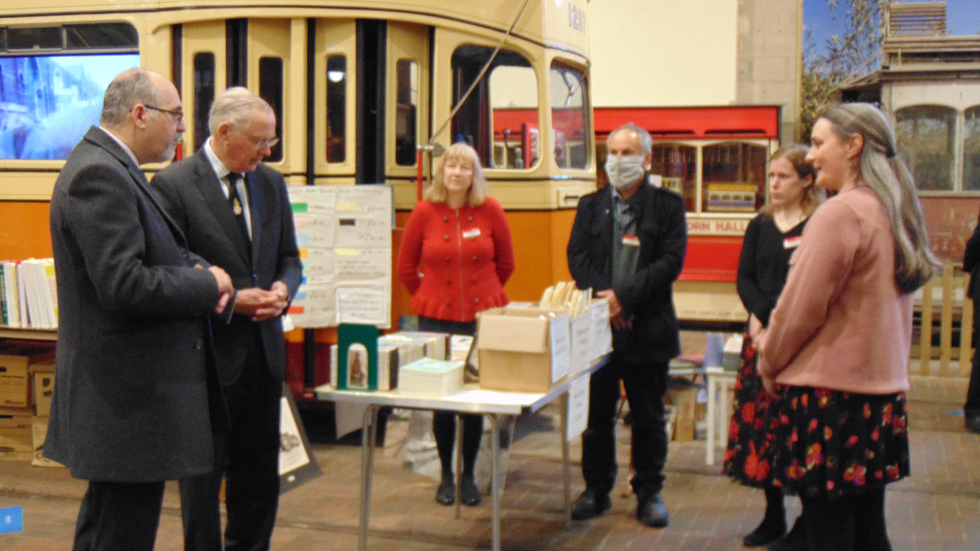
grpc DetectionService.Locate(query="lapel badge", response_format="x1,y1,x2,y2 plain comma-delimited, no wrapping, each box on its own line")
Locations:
233,199,243,216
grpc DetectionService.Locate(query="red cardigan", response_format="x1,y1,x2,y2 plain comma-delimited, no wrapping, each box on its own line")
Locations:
397,198,515,322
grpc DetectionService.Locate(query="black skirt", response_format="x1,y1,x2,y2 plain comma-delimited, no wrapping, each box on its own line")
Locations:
769,386,910,499
723,332,778,487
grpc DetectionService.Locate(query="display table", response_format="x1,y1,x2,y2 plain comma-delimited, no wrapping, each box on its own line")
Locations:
704,366,738,465
315,355,608,551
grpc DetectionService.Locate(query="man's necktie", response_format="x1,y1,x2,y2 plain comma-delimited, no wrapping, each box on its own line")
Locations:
227,173,251,255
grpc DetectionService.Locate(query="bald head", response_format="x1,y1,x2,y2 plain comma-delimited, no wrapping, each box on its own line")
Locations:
99,68,185,165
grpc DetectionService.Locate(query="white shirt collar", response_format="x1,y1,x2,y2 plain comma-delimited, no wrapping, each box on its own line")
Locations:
204,137,242,182
98,127,140,167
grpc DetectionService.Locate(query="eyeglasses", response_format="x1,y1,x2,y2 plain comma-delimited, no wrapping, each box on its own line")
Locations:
249,136,280,149
144,104,184,123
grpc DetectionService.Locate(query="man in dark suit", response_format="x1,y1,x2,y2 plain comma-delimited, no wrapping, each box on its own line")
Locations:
566,123,687,528
963,216,980,433
152,86,302,551
46,68,235,551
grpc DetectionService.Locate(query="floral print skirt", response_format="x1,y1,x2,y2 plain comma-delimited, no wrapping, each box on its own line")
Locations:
723,332,778,487
769,386,910,499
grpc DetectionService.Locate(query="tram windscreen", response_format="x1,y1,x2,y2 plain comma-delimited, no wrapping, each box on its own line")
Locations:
0,54,140,160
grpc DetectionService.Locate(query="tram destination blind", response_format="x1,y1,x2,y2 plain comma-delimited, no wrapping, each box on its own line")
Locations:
287,185,393,328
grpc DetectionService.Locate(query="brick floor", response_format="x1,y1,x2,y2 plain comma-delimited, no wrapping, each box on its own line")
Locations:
2,369,979,550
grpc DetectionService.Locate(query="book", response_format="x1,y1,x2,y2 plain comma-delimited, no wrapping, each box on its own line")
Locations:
397,358,464,397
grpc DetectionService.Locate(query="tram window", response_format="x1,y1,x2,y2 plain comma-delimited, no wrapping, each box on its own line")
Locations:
194,53,216,150
258,56,284,162
6,27,61,50
702,142,766,213
896,105,956,191
66,24,139,49
650,144,697,212
326,55,347,163
965,106,980,192
550,61,589,169
395,59,418,166
451,45,537,170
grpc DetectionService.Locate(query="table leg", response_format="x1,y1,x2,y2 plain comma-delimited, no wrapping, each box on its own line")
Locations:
706,376,716,465
559,392,571,527
487,413,501,551
359,405,380,551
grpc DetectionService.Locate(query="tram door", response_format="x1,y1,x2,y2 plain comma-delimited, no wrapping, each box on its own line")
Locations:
386,22,430,187
179,19,299,179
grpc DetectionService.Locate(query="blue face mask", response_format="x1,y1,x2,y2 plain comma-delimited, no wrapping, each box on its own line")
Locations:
605,155,646,189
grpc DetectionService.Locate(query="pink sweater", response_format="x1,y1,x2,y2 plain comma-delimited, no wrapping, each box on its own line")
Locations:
758,184,912,394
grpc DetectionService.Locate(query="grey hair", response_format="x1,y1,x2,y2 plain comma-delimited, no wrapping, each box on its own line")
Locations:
820,102,939,294
208,87,273,135
608,122,653,155
100,68,163,127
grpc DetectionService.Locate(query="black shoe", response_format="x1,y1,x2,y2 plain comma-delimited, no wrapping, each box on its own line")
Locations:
742,516,786,547
966,414,980,434
636,493,669,528
435,476,455,506
768,516,806,551
460,476,481,506
571,490,611,520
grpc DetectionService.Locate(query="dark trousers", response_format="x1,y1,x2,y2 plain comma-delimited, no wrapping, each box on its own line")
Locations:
800,488,891,551
72,480,165,551
417,316,483,479
581,352,669,498
180,333,282,551
965,305,980,416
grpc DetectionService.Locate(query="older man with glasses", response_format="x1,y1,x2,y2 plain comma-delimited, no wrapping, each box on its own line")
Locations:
151,86,302,551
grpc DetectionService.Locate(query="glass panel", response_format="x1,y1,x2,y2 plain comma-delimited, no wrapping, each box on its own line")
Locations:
326,55,346,163
650,143,697,212
395,59,418,166
896,105,956,191
550,61,589,169
963,106,980,191
193,52,215,152
66,23,139,49
0,54,140,160
702,142,767,213
7,27,61,50
452,45,537,170
258,56,283,162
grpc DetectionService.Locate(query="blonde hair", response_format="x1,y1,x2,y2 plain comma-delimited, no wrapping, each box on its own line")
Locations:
820,103,938,294
760,144,821,219
424,142,488,207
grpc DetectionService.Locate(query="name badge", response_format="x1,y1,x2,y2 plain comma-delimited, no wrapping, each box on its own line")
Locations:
462,228,481,240
622,235,640,247
784,236,802,249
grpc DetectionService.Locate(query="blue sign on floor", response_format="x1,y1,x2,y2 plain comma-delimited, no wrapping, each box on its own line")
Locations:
0,506,24,534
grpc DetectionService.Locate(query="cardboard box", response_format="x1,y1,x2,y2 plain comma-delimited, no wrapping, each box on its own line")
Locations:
0,407,32,460
476,307,570,393
31,362,56,416
31,415,64,467
666,384,700,442
0,347,55,408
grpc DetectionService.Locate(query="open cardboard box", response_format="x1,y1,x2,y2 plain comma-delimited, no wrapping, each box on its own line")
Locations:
476,307,570,393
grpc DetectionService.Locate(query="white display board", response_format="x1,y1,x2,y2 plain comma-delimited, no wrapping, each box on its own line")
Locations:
288,185,392,328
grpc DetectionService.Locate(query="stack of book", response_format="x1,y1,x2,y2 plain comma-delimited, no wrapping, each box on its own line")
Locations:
0,259,58,329
398,358,465,397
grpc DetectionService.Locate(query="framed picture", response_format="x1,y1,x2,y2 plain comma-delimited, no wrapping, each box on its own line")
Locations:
279,384,321,494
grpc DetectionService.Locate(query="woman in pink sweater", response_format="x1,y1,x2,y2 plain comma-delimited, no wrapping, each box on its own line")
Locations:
758,103,937,551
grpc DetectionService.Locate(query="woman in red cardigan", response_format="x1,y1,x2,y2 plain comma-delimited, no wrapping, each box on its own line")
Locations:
397,142,515,507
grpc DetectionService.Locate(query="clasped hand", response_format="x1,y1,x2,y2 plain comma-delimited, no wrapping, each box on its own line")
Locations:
234,282,289,321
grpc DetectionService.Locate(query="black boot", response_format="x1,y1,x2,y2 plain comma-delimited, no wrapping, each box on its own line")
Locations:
744,488,787,546
768,515,807,551
435,475,455,506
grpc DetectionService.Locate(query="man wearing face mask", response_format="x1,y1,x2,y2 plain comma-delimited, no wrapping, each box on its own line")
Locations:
566,123,687,528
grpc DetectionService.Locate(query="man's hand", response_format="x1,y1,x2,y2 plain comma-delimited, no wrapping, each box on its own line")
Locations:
234,287,288,322
611,315,634,331
207,266,234,313
596,289,622,318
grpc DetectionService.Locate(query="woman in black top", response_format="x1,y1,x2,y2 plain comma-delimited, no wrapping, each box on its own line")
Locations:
723,145,820,549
